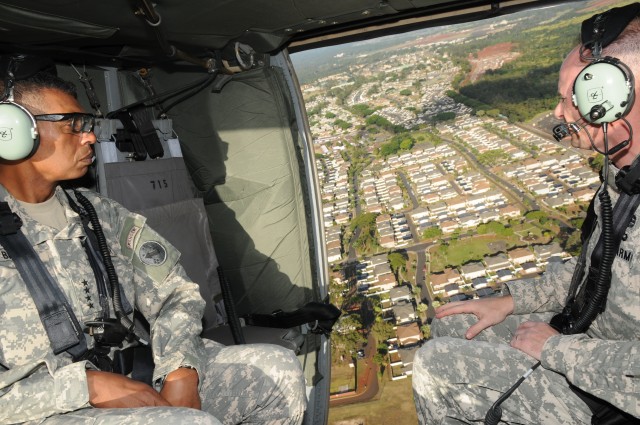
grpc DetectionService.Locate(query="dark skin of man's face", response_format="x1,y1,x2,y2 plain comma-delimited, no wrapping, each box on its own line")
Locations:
0,88,96,203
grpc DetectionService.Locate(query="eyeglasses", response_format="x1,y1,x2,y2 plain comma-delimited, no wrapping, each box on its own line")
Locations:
34,113,96,134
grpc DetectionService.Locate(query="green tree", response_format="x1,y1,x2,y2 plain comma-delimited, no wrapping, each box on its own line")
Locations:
477,221,514,236
589,154,605,173
477,150,509,166
399,89,412,96
388,251,408,275
421,324,431,339
525,210,549,224
350,212,379,253
430,111,456,123
351,104,376,118
333,119,352,130
371,318,395,342
399,138,414,151
423,226,443,239
373,353,386,367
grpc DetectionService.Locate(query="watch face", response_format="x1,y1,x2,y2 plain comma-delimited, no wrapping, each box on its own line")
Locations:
138,240,167,266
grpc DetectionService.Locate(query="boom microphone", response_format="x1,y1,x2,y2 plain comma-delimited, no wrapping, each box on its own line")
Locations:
552,122,581,141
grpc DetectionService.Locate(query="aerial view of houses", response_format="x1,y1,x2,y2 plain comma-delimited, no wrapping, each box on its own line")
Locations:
291,2,609,423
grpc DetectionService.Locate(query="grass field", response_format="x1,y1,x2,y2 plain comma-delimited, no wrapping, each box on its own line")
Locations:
429,227,554,273
328,376,418,425
430,235,506,272
330,362,357,394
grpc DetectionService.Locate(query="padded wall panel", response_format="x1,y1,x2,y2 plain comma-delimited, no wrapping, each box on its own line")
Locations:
205,67,313,316
170,66,314,317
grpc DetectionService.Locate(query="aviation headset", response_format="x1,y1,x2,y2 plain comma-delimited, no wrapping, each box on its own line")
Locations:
553,3,640,193
0,56,40,161
572,3,638,125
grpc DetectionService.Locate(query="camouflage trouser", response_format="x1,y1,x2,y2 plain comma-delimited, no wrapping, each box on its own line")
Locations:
38,340,307,425
412,312,593,424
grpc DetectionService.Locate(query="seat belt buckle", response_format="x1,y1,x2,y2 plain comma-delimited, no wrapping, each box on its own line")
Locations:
85,318,129,347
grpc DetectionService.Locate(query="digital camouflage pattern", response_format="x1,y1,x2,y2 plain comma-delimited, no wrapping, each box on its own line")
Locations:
413,183,640,424
0,185,306,424
37,341,306,425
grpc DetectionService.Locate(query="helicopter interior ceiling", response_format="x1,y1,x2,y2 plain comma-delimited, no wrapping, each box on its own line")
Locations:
0,0,568,68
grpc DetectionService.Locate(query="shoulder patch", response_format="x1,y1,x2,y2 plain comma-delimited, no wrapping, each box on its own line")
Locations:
138,240,167,266
126,225,142,250
119,216,146,260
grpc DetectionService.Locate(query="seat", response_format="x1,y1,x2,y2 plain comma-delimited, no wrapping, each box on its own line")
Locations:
92,117,304,351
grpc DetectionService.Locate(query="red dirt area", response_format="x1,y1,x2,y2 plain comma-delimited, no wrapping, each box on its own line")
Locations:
475,42,516,60
465,42,520,84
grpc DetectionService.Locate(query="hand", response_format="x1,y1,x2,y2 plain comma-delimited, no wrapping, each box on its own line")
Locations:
160,367,201,409
511,321,559,360
87,370,170,408
435,295,515,339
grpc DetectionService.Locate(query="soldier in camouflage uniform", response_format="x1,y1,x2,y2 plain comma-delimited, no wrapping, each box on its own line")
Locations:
413,11,640,425
0,73,306,424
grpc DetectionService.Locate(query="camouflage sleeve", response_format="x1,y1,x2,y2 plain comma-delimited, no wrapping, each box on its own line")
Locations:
504,257,577,315
104,195,207,384
140,263,208,384
541,333,639,417
0,359,91,423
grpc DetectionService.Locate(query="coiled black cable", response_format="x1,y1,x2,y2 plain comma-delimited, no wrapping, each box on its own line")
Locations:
485,362,541,425
73,190,136,335
572,189,614,333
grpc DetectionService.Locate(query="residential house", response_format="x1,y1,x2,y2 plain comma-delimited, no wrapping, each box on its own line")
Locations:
374,272,397,292
499,205,521,218
327,248,342,263
475,287,495,298
393,300,417,324
484,253,511,271
508,247,536,265
460,261,486,281
496,268,515,282
521,261,540,275
390,285,413,304
380,235,396,248
444,283,460,296
471,277,489,289
396,322,423,347
440,220,459,233
533,242,566,262
448,293,467,302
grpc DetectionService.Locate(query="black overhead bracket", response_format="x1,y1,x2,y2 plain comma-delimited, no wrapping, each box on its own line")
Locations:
130,0,217,73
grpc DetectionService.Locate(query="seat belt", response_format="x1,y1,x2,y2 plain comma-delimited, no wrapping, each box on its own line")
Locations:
243,301,341,336
574,192,640,313
0,202,87,358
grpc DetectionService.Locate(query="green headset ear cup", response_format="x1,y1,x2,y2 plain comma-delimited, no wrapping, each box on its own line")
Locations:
572,58,635,124
0,101,39,160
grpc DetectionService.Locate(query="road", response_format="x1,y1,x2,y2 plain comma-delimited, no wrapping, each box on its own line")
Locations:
347,158,362,262
446,137,574,229
397,170,436,321
446,137,538,213
329,333,380,407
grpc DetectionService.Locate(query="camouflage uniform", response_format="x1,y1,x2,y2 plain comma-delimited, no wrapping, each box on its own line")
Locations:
0,185,306,424
413,183,640,424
